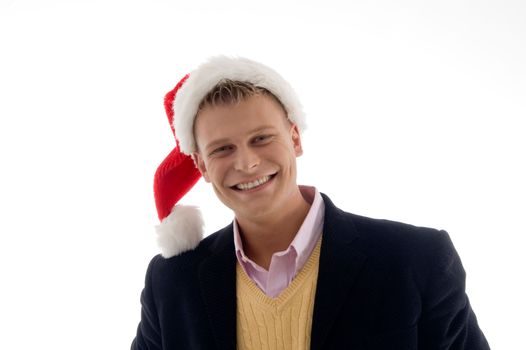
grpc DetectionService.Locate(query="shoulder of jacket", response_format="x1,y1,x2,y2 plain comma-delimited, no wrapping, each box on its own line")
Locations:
345,212,453,270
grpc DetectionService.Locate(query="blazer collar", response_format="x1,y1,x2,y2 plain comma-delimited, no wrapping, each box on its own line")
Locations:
311,193,367,350
198,224,237,350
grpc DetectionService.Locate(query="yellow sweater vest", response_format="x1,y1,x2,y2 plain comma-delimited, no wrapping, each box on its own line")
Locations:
236,239,321,350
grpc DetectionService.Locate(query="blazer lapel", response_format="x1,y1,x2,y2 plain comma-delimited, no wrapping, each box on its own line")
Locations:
310,194,368,350
199,224,237,350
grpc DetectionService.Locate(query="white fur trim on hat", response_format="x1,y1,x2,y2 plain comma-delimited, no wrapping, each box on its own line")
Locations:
155,205,204,258
173,56,306,154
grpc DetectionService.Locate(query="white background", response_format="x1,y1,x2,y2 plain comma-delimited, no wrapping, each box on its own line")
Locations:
1,0,524,348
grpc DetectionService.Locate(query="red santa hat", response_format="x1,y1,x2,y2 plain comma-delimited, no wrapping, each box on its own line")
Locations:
154,56,306,258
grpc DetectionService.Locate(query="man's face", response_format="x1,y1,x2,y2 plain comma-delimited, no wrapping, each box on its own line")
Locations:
193,93,303,222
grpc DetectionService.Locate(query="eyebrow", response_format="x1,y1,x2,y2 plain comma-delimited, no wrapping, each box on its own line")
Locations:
204,125,277,152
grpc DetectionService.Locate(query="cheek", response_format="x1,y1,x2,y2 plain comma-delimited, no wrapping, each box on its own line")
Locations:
205,159,228,182
272,143,297,164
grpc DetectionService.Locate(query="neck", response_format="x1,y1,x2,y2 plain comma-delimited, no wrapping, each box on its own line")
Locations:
236,187,310,270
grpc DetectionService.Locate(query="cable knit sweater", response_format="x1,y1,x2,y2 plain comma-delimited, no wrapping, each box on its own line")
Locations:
236,239,321,349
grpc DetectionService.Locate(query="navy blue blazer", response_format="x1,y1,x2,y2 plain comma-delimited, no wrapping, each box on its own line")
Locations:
132,194,490,349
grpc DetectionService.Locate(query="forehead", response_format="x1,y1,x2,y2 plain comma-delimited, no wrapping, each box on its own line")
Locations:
193,94,289,149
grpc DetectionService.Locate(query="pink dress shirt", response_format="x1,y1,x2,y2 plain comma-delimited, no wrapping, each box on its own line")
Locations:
233,186,325,298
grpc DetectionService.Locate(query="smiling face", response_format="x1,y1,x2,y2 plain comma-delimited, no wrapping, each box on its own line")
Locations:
192,93,303,222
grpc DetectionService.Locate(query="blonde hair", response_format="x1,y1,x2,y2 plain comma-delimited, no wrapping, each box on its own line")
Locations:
197,79,287,114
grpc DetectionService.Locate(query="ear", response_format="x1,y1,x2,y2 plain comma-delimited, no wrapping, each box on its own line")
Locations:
192,152,211,182
290,123,303,157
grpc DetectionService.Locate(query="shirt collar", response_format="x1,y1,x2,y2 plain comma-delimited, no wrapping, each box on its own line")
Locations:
233,185,324,271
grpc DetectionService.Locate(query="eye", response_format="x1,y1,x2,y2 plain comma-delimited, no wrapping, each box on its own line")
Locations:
209,145,234,156
252,134,272,144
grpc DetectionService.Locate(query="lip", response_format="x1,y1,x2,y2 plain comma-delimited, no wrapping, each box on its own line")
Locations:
230,173,277,193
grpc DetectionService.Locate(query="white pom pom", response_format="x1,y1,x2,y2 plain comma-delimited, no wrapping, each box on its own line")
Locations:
155,205,204,258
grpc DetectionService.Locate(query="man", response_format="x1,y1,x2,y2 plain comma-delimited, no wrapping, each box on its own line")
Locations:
132,56,490,349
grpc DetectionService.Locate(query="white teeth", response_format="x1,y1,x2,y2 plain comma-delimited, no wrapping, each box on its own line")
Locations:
235,175,271,191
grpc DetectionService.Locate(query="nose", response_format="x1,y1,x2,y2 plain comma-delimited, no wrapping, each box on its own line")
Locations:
234,146,260,172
